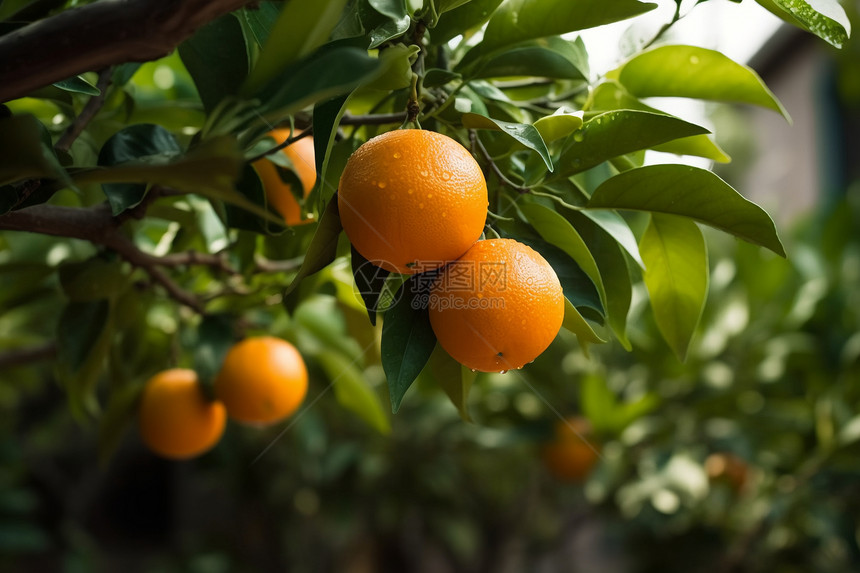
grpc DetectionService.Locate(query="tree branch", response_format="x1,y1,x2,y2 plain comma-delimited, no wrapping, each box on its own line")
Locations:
0,342,57,370
0,202,206,313
54,67,114,154
0,0,256,103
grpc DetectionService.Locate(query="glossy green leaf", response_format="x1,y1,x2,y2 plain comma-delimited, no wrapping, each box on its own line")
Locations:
652,135,731,163
243,0,349,95
97,124,182,215
755,0,850,48
580,209,643,269
368,0,410,48
317,349,391,434
0,114,69,191
53,75,100,96
241,1,281,47
472,36,589,81
564,210,633,349
56,299,112,418
534,109,584,143
381,275,437,413
463,113,553,170
521,202,606,310
258,45,381,121
284,194,343,296
459,0,655,68
586,164,786,257
640,214,708,361
58,257,126,302
97,382,144,465
551,110,709,180
178,14,248,113
194,314,235,391
430,0,504,45
365,44,420,90
562,297,607,354
610,45,790,120
429,344,474,422
225,163,281,234
313,93,352,203
580,373,616,433
351,245,391,326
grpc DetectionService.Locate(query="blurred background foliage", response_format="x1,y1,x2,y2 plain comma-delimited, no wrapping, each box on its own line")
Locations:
1,1,860,572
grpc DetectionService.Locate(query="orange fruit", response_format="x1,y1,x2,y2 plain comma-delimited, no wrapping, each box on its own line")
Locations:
214,336,308,426
338,129,488,274
253,130,316,225
541,417,600,482
138,369,226,460
705,452,749,492
428,238,564,372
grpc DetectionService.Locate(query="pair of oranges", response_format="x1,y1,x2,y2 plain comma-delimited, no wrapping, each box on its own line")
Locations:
337,129,565,373
138,336,308,460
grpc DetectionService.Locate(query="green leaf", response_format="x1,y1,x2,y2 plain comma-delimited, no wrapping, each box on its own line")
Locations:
463,113,553,171
564,210,633,349
381,275,437,413
194,314,235,391
580,373,616,434
225,163,280,234
284,194,343,296
430,0,504,44
639,214,708,361
178,14,249,113
429,344,475,422
0,114,69,191
521,202,606,309
351,245,391,326
317,349,391,434
471,36,589,81
586,164,786,257
97,124,182,215
458,0,655,69
58,257,126,302
579,209,643,268
243,0,350,96
53,75,100,96
755,0,850,48
98,382,144,465
610,45,790,120
534,109,584,144
551,110,709,180
258,44,381,121
56,300,112,418
368,0,410,48
364,44,420,90
241,1,282,47
652,135,731,163
562,297,607,354
313,94,351,200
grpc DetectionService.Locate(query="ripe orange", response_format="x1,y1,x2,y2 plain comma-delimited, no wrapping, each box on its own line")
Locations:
428,239,564,372
541,417,600,482
705,452,749,492
214,336,308,426
338,129,488,274
253,130,316,225
138,369,226,460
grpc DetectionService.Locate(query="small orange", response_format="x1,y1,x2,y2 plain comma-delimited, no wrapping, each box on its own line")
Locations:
214,336,308,426
428,238,564,372
138,369,226,460
541,417,600,482
338,129,488,274
253,130,316,225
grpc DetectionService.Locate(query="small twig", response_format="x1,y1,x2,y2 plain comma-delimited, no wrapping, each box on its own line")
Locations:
0,342,57,370
157,250,239,275
245,125,313,164
469,130,531,194
54,66,114,153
